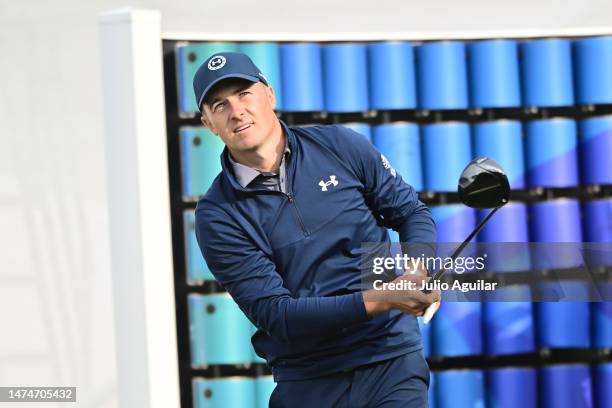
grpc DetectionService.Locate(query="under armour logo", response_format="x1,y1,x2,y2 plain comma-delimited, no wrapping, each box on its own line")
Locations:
381,154,397,177
208,55,226,70
319,175,339,191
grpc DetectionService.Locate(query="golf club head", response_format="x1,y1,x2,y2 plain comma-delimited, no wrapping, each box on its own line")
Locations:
458,157,510,209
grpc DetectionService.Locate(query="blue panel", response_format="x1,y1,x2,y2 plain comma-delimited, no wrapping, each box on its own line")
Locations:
530,199,582,269
530,198,588,349
472,120,525,189
573,36,612,105
322,43,369,112
368,41,417,110
388,229,400,242
176,43,239,114
582,198,612,266
416,41,469,110
536,282,590,348
189,294,254,366
435,370,485,408
525,118,579,188
477,202,534,355
486,367,537,408
591,280,612,348
192,377,255,408
343,122,372,143
431,204,475,242
467,39,521,108
280,43,323,112
431,204,478,273
594,363,612,408
539,365,592,408
431,302,482,357
372,122,423,191
254,376,276,408
583,199,612,277
184,211,214,283
422,122,472,192
483,286,535,355
180,127,226,199
477,203,531,273
578,116,612,185
592,291,612,348
584,198,612,242
238,42,283,110
529,199,582,243
478,202,529,243
520,38,574,107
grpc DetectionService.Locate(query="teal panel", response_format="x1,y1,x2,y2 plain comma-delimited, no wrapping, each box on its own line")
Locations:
180,126,226,199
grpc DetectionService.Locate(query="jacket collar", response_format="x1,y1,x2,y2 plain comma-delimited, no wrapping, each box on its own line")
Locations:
220,119,295,192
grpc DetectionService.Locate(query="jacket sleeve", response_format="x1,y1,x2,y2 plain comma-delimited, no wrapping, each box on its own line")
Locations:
335,126,437,260
195,204,371,342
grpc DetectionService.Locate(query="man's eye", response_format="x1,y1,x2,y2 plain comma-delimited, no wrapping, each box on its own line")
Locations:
213,102,225,112
240,91,250,96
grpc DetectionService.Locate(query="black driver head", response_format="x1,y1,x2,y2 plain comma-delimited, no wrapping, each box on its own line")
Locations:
458,157,510,209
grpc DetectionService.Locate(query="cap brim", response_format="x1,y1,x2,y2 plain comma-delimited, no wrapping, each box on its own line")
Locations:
197,73,261,111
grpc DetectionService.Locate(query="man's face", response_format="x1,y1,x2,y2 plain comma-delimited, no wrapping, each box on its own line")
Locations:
200,78,278,153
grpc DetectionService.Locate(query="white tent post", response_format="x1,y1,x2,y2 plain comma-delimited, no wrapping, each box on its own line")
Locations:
99,8,180,408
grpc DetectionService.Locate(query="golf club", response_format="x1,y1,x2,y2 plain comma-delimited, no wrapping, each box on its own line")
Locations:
422,156,511,324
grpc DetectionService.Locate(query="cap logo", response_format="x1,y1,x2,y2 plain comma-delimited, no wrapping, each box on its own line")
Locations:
208,55,226,71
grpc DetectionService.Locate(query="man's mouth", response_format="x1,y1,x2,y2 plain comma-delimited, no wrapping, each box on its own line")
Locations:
234,123,253,133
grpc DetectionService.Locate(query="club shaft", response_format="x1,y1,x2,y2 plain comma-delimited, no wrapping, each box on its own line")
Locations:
422,206,501,293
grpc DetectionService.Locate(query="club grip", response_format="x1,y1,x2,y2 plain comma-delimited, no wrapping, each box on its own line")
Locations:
423,301,440,324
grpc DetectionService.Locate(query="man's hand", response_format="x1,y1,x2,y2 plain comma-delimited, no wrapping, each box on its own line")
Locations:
362,263,441,318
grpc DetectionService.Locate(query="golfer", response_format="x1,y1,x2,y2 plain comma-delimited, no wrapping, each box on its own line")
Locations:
193,52,440,407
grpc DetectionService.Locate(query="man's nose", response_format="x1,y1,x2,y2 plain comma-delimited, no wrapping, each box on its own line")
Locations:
227,98,246,119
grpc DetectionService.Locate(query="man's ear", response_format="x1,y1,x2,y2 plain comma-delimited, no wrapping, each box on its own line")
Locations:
200,110,218,135
266,85,277,111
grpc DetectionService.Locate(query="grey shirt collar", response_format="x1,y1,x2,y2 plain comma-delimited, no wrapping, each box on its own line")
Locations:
228,136,291,188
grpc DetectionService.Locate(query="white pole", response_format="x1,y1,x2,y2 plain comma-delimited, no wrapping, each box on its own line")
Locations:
99,8,180,408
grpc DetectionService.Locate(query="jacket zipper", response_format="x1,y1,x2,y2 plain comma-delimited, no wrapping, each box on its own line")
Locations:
283,158,309,236
286,192,309,236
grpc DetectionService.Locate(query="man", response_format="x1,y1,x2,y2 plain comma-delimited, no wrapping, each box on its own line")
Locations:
193,52,440,407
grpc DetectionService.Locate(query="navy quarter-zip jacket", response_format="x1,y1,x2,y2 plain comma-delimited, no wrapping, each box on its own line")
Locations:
195,121,436,381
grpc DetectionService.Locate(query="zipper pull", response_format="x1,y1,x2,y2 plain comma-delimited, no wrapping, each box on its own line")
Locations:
287,193,294,202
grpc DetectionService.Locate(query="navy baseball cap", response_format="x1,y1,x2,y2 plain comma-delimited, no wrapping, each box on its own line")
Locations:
193,52,269,111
